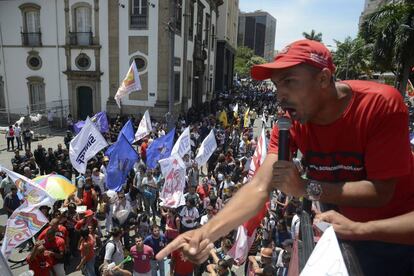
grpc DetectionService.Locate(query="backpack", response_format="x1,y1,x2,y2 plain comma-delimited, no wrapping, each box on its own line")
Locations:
95,239,115,274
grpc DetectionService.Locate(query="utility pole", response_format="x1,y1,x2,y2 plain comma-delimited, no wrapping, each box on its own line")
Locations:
167,0,176,131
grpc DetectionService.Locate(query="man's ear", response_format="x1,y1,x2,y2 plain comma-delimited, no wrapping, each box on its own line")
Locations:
318,68,333,89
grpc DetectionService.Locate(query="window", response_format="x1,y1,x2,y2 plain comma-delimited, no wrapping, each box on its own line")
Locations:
175,0,182,34
174,72,180,102
75,53,91,70
19,3,41,46
0,76,5,109
74,5,92,45
188,0,194,40
204,14,210,49
129,56,147,72
130,0,148,29
27,77,45,112
26,51,42,70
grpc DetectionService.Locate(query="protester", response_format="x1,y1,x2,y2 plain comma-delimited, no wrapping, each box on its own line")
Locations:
130,235,153,276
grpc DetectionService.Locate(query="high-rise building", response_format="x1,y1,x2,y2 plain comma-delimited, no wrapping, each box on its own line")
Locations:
215,0,239,93
238,11,276,61
0,0,223,123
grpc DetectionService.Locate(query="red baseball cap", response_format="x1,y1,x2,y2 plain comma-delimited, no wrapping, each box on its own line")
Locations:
251,39,336,80
84,209,94,217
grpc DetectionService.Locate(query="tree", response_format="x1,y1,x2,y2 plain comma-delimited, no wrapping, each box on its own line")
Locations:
360,2,414,95
302,29,323,42
234,46,267,78
332,36,373,80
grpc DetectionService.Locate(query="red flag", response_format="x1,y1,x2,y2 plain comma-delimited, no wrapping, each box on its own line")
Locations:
228,127,269,264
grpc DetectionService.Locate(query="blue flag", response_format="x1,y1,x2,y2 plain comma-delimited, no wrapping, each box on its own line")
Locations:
106,134,139,191
105,120,135,156
74,112,109,134
146,128,175,169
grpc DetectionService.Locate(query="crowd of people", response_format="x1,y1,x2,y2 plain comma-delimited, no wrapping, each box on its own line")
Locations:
0,81,299,276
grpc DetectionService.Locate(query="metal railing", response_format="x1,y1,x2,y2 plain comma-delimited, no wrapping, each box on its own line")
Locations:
130,15,147,29
69,31,93,46
21,32,42,46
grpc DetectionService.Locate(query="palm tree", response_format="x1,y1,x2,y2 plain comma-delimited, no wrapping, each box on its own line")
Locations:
302,30,323,42
360,1,414,95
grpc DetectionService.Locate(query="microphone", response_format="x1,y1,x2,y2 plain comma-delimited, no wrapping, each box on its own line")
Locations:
276,116,292,161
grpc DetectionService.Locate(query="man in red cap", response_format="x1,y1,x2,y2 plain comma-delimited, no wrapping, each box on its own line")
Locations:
156,39,414,275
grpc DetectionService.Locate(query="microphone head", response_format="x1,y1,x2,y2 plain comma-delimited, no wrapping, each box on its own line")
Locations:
276,116,292,130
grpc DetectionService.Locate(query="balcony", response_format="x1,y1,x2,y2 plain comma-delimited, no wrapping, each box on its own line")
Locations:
21,32,42,47
69,31,93,46
130,14,148,29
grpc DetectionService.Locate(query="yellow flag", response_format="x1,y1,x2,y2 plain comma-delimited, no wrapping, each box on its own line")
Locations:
244,108,250,128
219,111,228,128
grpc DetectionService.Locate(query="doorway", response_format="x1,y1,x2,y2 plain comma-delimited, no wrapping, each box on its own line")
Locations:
77,86,93,120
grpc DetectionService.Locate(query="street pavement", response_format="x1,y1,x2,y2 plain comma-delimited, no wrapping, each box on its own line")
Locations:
0,118,271,275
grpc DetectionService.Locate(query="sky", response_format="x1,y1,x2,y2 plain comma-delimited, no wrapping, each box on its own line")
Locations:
239,0,366,51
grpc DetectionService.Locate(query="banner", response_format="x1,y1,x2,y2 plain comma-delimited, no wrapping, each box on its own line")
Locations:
171,127,191,158
106,134,139,191
74,111,109,134
159,155,186,208
115,60,142,108
135,110,152,142
69,117,109,174
106,119,135,156
195,129,217,166
0,167,54,257
146,128,175,169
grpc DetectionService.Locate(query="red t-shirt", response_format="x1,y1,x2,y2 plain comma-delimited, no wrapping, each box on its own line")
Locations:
196,184,211,200
43,236,66,265
75,217,98,231
268,80,414,222
172,250,194,274
27,253,53,276
38,225,68,241
130,244,153,273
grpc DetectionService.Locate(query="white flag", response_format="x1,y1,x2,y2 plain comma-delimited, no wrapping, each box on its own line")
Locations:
135,110,152,142
159,155,186,208
171,127,191,158
114,60,142,108
233,103,239,113
0,167,54,257
69,117,109,174
195,129,217,166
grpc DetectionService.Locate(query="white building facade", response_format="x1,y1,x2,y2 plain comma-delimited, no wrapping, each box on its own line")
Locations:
0,0,222,123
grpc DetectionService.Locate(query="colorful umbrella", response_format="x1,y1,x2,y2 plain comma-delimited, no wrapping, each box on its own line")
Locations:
33,174,76,200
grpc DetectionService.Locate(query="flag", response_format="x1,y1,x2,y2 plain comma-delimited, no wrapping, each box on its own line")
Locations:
114,60,142,108
146,128,175,169
74,111,109,134
244,108,250,128
233,103,239,118
105,119,135,156
69,117,109,174
407,79,414,97
195,129,217,166
106,134,139,191
249,127,267,178
135,110,152,142
218,110,228,128
158,155,186,208
0,167,54,257
228,127,268,265
171,127,191,158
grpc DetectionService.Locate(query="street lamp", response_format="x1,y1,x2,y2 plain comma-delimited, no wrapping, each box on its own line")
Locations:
345,44,373,80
